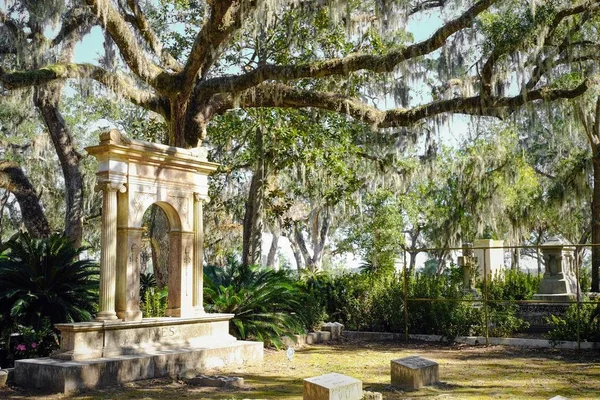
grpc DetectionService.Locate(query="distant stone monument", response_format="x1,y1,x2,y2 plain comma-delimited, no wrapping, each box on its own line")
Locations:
14,131,263,393
303,373,362,400
473,239,505,279
457,243,478,296
533,235,579,302
391,356,439,390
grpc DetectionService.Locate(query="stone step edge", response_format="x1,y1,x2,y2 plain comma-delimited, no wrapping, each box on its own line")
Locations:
343,331,600,350
281,331,332,348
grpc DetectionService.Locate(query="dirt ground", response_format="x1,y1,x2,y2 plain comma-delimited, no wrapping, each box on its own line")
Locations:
2,339,599,400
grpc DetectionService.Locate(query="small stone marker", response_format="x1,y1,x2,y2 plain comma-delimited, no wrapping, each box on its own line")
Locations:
391,356,439,389
303,373,362,400
321,322,344,340
362,390,383,400
549,396,570,400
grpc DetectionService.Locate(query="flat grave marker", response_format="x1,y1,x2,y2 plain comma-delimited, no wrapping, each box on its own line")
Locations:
303,372,362,400
391,355,439,389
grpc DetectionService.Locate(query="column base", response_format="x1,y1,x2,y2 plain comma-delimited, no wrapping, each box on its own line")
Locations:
117,310,142,321
95,311,119,321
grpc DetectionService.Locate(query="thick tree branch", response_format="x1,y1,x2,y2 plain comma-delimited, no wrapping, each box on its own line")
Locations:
123,0,182,72
0,161,51,238
197,0,496,96
212,79,591,128
179,0,247,90
84,0,169,88
51,7,96,47
0,63,169,115
482,1,598,97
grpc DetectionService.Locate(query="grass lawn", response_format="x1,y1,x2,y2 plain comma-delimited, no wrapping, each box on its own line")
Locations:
3,340,599,399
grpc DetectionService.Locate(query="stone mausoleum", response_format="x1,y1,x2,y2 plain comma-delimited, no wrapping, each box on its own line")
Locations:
14,131,263,393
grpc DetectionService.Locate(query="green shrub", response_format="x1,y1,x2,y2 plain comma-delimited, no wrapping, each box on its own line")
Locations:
204,260,305,347
2,319,59,366
0,232,99,330
546,298,600,343
141,287,168,317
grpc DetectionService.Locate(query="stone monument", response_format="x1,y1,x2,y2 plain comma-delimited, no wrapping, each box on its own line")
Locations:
473,239,504,279
457,243,479,296
533,235,579,302
14,131,263,393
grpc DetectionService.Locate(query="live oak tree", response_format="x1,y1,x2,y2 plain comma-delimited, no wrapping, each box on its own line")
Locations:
2,0,600,269
2,0,598,147
0,1,95,245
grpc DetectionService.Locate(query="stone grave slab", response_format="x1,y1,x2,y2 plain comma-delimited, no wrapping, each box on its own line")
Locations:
391,356,439,389
303,372,362,400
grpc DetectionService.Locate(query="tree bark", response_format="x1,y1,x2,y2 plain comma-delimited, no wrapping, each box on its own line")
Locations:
266,229,279,270
0,161,51,237
592,155,600,292
34,85,84,247
242,128,266,267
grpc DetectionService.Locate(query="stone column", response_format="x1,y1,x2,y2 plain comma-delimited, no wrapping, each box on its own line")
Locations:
193,194,206,315
96,181,125,321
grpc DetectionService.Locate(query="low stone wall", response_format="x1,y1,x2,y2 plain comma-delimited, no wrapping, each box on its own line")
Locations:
343,331,600,350
281,331,332,348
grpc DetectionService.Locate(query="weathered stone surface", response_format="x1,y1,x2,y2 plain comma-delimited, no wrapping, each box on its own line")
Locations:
362,390,382,400
473,239,504,279
303,373,362,400
15,341,263,394
52,315,236,361
533,236,579,303
391,356,439,389
321,322,344,340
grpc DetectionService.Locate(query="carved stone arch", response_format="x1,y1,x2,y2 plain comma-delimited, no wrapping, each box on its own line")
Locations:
86,130,218,321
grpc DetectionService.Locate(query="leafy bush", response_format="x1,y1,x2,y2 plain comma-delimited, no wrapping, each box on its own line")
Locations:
1,319,59,367
140,272,158,300
141,287,168,317
204,260,306,347
546,299,600,343
407,267,481,339
0,232,99,330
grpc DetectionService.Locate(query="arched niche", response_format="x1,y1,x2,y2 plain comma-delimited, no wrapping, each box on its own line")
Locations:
86,130,218,321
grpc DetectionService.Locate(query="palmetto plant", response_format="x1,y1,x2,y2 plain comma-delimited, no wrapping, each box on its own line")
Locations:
204,259,305,347
0,232,99,331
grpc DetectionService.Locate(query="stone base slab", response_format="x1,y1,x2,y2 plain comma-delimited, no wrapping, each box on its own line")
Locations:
15,341,263,394
53,314,236,360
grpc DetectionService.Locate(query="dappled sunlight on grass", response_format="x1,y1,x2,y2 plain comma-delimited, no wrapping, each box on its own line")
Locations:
2,340,599,399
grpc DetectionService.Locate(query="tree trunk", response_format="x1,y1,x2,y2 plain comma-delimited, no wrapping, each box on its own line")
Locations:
289,235,304,270
242,128,265,267
148,205,170,288
408,250,418,275
0,161,51,238
34,86,84,247
266,229,279,270
592,156,600,292
512,247,520,271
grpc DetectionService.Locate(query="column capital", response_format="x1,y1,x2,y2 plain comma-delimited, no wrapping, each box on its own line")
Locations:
193,193,209,203
95,179,126,193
